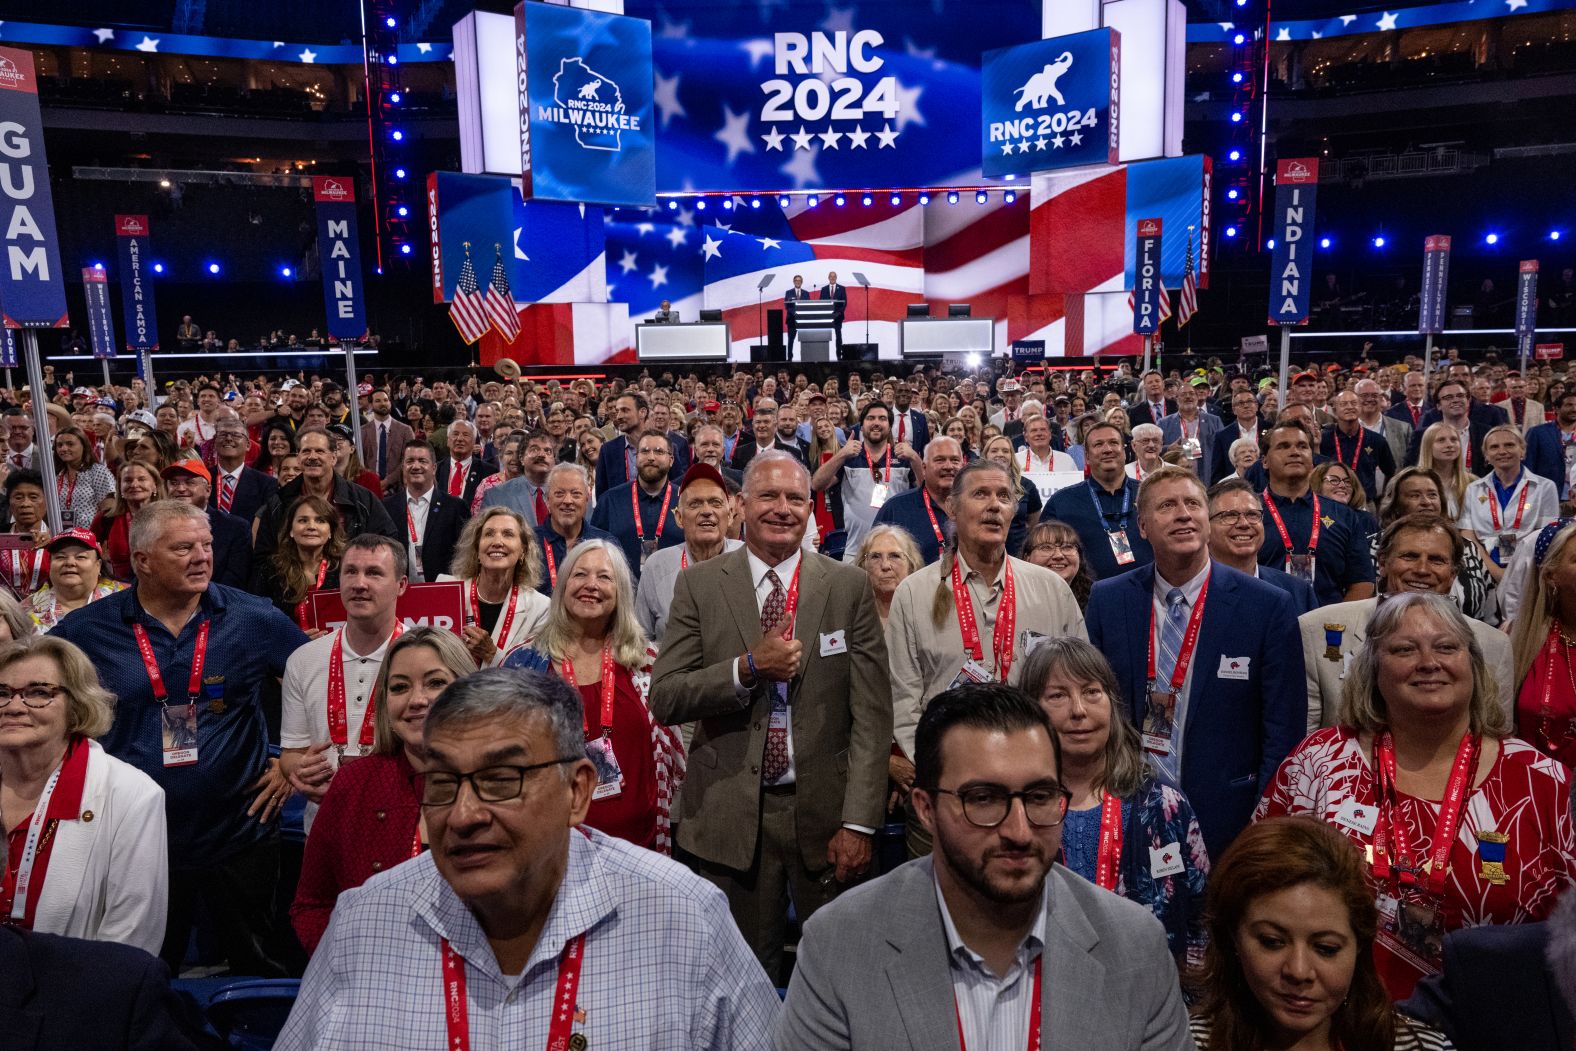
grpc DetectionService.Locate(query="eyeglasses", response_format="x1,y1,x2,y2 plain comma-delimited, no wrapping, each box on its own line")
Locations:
1323,476,1353,489
1208,510,1261,525
412,758,580,807
1030,541,1078,555
0,683,64,708
925,783,1071,829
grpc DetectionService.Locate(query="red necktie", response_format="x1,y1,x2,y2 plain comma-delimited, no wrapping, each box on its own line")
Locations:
897,413,906,444
1410,404,1421,427
448,461,465,498
534,486,549,525
218,473,236,513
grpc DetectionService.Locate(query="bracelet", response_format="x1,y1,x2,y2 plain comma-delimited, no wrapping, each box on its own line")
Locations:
745,651,759,685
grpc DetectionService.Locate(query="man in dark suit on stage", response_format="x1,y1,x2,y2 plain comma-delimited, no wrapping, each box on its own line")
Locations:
784,274,813,353
384,442,469,583
820,271,848,352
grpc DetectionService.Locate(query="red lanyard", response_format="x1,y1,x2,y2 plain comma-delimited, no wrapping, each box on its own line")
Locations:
1371,730,1478,897
864,442,892,483
132,619,210,704
1333,429,1364,473
1487,474,1530,532
9,550,42,593
406,504,421,545
561,641,616,737
954,955,1041,1051
545,542,559,589
468,580,518,648
327,623,403,748
921,489,945,546
1094,792,1123,892
57,472,76,508
631,482,673,544
440,930,586,1051
1262,489,1320,559
1461,428,1472,471
295,559,328,631
1145,574,1211,693
951,556,1017,679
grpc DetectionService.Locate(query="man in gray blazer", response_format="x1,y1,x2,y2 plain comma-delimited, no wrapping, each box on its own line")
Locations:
1158,379,1225,484
776,683,1191,1051
651,450,892,985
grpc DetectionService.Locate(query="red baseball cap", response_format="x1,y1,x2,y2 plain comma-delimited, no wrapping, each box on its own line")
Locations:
161,459,213,484
678,462,729,495
41,526,104,556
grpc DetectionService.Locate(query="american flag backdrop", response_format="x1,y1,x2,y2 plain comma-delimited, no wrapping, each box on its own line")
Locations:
1179,232,1198,328
449,251,491,345
484,249,521,343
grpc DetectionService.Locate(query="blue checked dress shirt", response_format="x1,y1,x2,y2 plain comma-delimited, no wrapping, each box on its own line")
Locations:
276,828,781,1049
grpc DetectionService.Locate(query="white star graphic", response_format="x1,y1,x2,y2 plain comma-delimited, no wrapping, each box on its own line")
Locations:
513,227,528,261
135,35,160,52
904,37,937,62
1339,14,1357,24
618,249,639,274
1034,137,1048,151
846,126,870,149
653,71,686,130
417,42,433,54
818,127,843,149
1376,10,1398,29
761,126,786,151
93,27,114,43
675,206,695,228
299,48,317,63
875,124,899,149
741,39,775,70
1051,133,1065,148
779,147,821,189
635,222,655,237
1016,140,1031,154
714,105,756,165
658,15,691,39
1276,27,1290,40
1312,30,1323,38
1068,130,1082,145
648,264,669,288
273,41,285,48
789,126,815,151
758,237,782,250
714,222,733,233
1217,21,1235,30
665,226,689,249
822,5,856,34
1506,0,1528,9
701,235,724,260
893,81,926,132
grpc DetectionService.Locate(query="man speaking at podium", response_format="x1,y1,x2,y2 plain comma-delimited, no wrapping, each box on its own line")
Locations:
820,271,847,352
785,274,812,352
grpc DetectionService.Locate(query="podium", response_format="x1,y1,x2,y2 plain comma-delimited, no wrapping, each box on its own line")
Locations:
789,300,837,362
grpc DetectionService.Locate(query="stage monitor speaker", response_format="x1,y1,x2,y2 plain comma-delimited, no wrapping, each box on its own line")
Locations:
906,303,930,317
766,308,784,349
840,342,879,362
948,303,972,317
750,344,786,362
700,309,724,322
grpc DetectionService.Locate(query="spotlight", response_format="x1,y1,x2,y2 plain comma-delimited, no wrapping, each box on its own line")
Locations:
394,167,407,179
389,92,401,104
862,195,872,206
280,266,293,278
976,190,988,204
1004,174,1016,181
1552,230,1564,241
667,200,679,210
751,198,762,209
385,15,397,28
778,196,790,207
159,178,172,189
1372,236,1387,248
722,198,733,210
390,129,404,141
807,195,819,207
1004,190,1016,204
1230,111,1244,123
400,243,413,255
1236,0,1247,6
965,352,982,368
1233,33,1246,45
947,191,959,204
919,193,931,205
1231,72,1244,84
890,193,901,206
152,262,165,274
91,262,104,271
1266,239,1276,249
207,262,221,274
397,205,409,217
1227,188,1239,200
386,54,398,65
695,199,706,210
1224,227,1238,238
1319,237,1331,249
1485,232,1499,245
1228,149,1241,161
835,195,846,206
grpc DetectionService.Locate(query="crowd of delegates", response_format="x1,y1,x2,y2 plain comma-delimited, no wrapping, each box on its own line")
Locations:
2,351,1576,1049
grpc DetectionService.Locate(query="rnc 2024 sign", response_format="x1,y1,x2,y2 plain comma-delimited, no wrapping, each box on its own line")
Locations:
981,28,1120,179
516,1,655,208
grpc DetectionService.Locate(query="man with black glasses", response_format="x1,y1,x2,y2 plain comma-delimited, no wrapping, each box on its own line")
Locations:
278,667,779,1048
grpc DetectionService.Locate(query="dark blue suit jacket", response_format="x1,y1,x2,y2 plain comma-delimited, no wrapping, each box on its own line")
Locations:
1044,477,1152,580
209,465,277,527
207,507,251,590
820,282,848,322
1257,564,1319,616
1403,402,1508,470
1402,920,1572,1051
1084,561,1307,859
0,926,213,1050
1524,420,1568,493
594,433,689,496
890,407,929,455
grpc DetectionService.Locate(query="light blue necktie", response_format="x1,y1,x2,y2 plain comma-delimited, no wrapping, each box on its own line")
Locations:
1155,587,1187,687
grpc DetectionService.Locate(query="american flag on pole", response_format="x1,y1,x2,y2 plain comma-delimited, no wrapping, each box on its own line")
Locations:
1178,231,1198,327
483,245,521,343
449,246,491,345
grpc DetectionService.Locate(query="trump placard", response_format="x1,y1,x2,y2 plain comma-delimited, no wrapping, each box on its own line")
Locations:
308,581,467,635
982,28,1120,179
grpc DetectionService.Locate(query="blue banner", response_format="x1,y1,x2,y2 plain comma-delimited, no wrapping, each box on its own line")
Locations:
1011,340,1047,364
1133,218,1164,336
982,28,1119,179
81,268,116,359
624,0,1039,192
517,2,656,208
0,47,68,329
311,177,367,341
0,326,15,369
114,214,158,355
1188,0,1576,43
1516,260,1539,362
1419,235,1452,335
1267,158,1319,326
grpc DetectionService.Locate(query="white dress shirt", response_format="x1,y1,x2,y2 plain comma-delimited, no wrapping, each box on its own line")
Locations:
936,874,1046,1051
1148,561,1211,789
404,486,433,573
731,548,803,784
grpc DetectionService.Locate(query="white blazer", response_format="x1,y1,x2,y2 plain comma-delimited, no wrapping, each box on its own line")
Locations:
28,739,168,955
437,574,550,666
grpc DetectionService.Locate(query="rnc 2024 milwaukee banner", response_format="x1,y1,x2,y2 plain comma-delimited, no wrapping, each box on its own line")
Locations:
622,0,1040,193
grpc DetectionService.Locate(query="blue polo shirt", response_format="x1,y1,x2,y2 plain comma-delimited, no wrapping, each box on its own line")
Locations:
589,479,685,582
52,584,308,869
534,522,619,596
1256,488,1376,607
871,486,950,564
1045,476,1152,579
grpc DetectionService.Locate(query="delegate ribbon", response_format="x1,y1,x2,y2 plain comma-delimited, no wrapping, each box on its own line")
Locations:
1094,791,1123,892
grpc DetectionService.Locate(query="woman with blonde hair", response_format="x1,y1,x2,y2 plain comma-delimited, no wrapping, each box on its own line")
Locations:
1417,421,1470,518
439,506,550,667
504,539,684,852
290,627,476,954
1510,518,1576,765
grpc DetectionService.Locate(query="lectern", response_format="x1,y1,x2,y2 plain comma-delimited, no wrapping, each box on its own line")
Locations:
789,300,837,362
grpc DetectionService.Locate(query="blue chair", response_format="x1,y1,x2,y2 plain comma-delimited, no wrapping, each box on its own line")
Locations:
206,978,300,1050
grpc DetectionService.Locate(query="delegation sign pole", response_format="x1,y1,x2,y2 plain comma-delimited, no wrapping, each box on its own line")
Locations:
22,331,63,532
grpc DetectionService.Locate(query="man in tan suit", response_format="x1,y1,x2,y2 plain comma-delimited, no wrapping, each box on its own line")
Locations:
651,449,891,984
1502,370,1545,434
1299,512,1513,732
359,387,413,492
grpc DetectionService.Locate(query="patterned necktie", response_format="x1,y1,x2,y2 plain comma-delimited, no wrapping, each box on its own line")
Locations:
218,473,236,513
760,569,790,783
1155,587,1188,693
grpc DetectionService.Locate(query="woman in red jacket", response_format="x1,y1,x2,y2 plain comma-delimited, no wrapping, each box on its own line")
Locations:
290,627,477,954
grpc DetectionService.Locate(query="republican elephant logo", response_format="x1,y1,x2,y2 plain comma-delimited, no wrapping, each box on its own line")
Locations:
1013,52,1074,111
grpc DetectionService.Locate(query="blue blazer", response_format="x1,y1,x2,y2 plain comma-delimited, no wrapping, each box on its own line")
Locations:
890,408,929,455
206,507,251,591
1525,420,1567,492
209,465,277,527
1256,564,1319,616
1084,561,1307,860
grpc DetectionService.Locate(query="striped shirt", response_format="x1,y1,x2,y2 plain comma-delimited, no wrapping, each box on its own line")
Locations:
935,875,1047,1051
